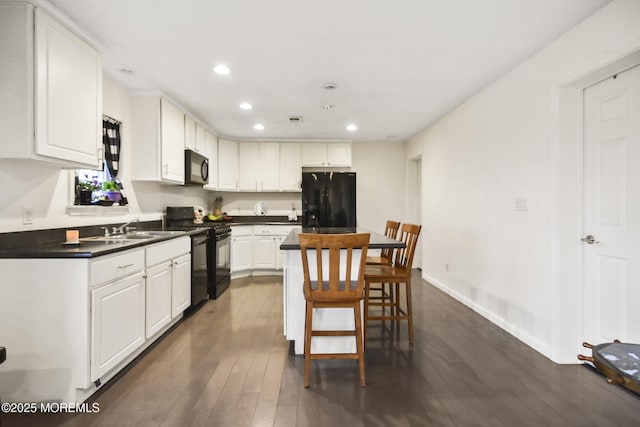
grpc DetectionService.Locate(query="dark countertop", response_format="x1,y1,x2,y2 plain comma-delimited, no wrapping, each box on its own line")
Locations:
0,228,202,259
218,215,301,226
279,227,405,250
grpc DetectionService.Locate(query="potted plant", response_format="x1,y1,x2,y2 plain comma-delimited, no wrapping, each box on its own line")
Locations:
102,180,122,203
77,181,98,205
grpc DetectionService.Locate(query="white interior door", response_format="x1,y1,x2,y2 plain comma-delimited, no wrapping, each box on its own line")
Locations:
582,64,640,344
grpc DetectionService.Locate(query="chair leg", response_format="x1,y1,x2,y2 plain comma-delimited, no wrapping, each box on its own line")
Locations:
406,279,414,343
354,302,365,387
364,279,370,344
304,301,313,387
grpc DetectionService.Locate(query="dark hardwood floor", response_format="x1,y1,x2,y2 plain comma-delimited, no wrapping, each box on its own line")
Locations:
3,273,639,426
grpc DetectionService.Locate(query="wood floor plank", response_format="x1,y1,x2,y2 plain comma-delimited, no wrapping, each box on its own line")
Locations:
4,272,640,427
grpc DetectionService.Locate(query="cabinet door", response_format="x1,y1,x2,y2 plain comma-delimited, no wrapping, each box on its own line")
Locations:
146,261,172,338
184,115,196,151
91,272,145,381
301,142,327,166
231,236,253,271
327,143,351,166
35,8,102,168
171,254,191,318
276,235,287,270
253,236,276,269
204,131,218,190
160,99,185,183
260,143,280,191
218,139,238,190
280,143,302,191
238,142,260,191
195,122,206,153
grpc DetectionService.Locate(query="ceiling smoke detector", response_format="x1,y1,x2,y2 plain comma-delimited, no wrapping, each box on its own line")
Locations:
289,116,303,123
322,82,337,90
322,104,334,110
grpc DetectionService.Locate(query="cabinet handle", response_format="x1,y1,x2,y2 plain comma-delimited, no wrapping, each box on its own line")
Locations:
118,263,134,269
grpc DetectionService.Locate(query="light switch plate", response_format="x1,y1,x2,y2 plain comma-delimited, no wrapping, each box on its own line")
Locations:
23,207,33,224
515,197,528,212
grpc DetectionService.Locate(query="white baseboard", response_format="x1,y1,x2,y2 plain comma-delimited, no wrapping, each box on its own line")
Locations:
422,272,552,361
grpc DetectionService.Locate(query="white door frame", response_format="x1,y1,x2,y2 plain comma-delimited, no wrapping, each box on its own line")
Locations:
551,48,640,363
406,155,422,269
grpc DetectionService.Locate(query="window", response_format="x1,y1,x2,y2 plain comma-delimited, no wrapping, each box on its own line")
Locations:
74,116,126,206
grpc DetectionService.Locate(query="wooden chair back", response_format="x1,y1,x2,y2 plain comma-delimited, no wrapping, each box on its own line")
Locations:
392,223,422,270
379,220,401,263
299,233,370,303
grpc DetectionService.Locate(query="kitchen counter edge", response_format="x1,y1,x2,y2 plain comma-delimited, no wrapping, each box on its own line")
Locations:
0,229,203,259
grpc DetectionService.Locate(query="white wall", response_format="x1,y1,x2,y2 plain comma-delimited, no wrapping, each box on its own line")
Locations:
351,142,406,232
408,0,640,363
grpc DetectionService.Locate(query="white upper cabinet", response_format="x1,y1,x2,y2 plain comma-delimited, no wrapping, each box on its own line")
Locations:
185,117,205,153
218,141,303,192
204,131,218,190
279,143,302,191
195,123,206,153
301,142,351,167
218,139,239,191
238,142,281,191
260,142,280,191
0,3,102,168
184,115,197,151
130,96,185,184
238,142,260,191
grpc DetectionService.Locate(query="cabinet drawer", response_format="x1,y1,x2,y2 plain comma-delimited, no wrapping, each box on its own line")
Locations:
90,250,145,287
146,237,190,266
254,225,298,236
231,225,253,236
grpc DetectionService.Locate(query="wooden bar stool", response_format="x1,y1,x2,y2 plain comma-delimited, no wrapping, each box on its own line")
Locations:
365,220,401,311
299,232,370,388
364,223,421,343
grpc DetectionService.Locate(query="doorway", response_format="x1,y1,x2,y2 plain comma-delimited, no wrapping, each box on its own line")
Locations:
407,156,422,269
581,64,640,345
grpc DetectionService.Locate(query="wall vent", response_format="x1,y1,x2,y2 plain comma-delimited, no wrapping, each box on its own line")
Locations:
289,116,303,123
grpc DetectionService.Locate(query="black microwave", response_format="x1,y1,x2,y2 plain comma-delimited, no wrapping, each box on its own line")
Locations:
184,149,209,185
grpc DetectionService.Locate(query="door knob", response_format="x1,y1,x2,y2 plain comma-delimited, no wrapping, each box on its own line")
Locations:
581,235,599,245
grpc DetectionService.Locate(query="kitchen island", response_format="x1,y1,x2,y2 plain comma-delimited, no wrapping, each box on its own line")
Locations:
280,227,404,355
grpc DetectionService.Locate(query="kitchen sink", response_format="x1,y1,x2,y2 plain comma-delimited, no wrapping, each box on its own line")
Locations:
123,231,184,238
81,230,185,243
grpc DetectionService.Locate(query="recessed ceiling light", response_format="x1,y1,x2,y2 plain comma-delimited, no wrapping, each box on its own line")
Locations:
346,124,357,132
240,102,252,110
254,123,265,130
213,64,230,75
323,82,337,90
119,68,134,74
322,104,334,110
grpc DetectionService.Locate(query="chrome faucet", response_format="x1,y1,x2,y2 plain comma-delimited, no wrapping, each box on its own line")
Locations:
112,218,139,235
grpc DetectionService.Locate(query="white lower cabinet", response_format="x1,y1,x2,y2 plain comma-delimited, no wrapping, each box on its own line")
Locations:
0,237,191,405
171,253,191,317
145,237,191,337
145,261,173,338
91,271,145,382
231,235,253,272
232,225,299,276
253,235,277,269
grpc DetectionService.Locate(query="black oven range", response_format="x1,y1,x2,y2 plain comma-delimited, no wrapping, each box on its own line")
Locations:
166,206,231,302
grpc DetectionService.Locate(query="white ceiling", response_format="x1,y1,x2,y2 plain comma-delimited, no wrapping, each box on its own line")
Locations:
48,0,609,143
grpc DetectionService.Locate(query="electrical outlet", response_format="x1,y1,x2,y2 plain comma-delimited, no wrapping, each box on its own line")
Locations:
23,208,33,225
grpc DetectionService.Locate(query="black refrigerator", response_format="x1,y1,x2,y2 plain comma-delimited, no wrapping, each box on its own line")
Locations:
301,172,356,228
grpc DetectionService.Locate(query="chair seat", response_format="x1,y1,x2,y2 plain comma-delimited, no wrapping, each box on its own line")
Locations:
365,255,392,265
365,264,412,282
